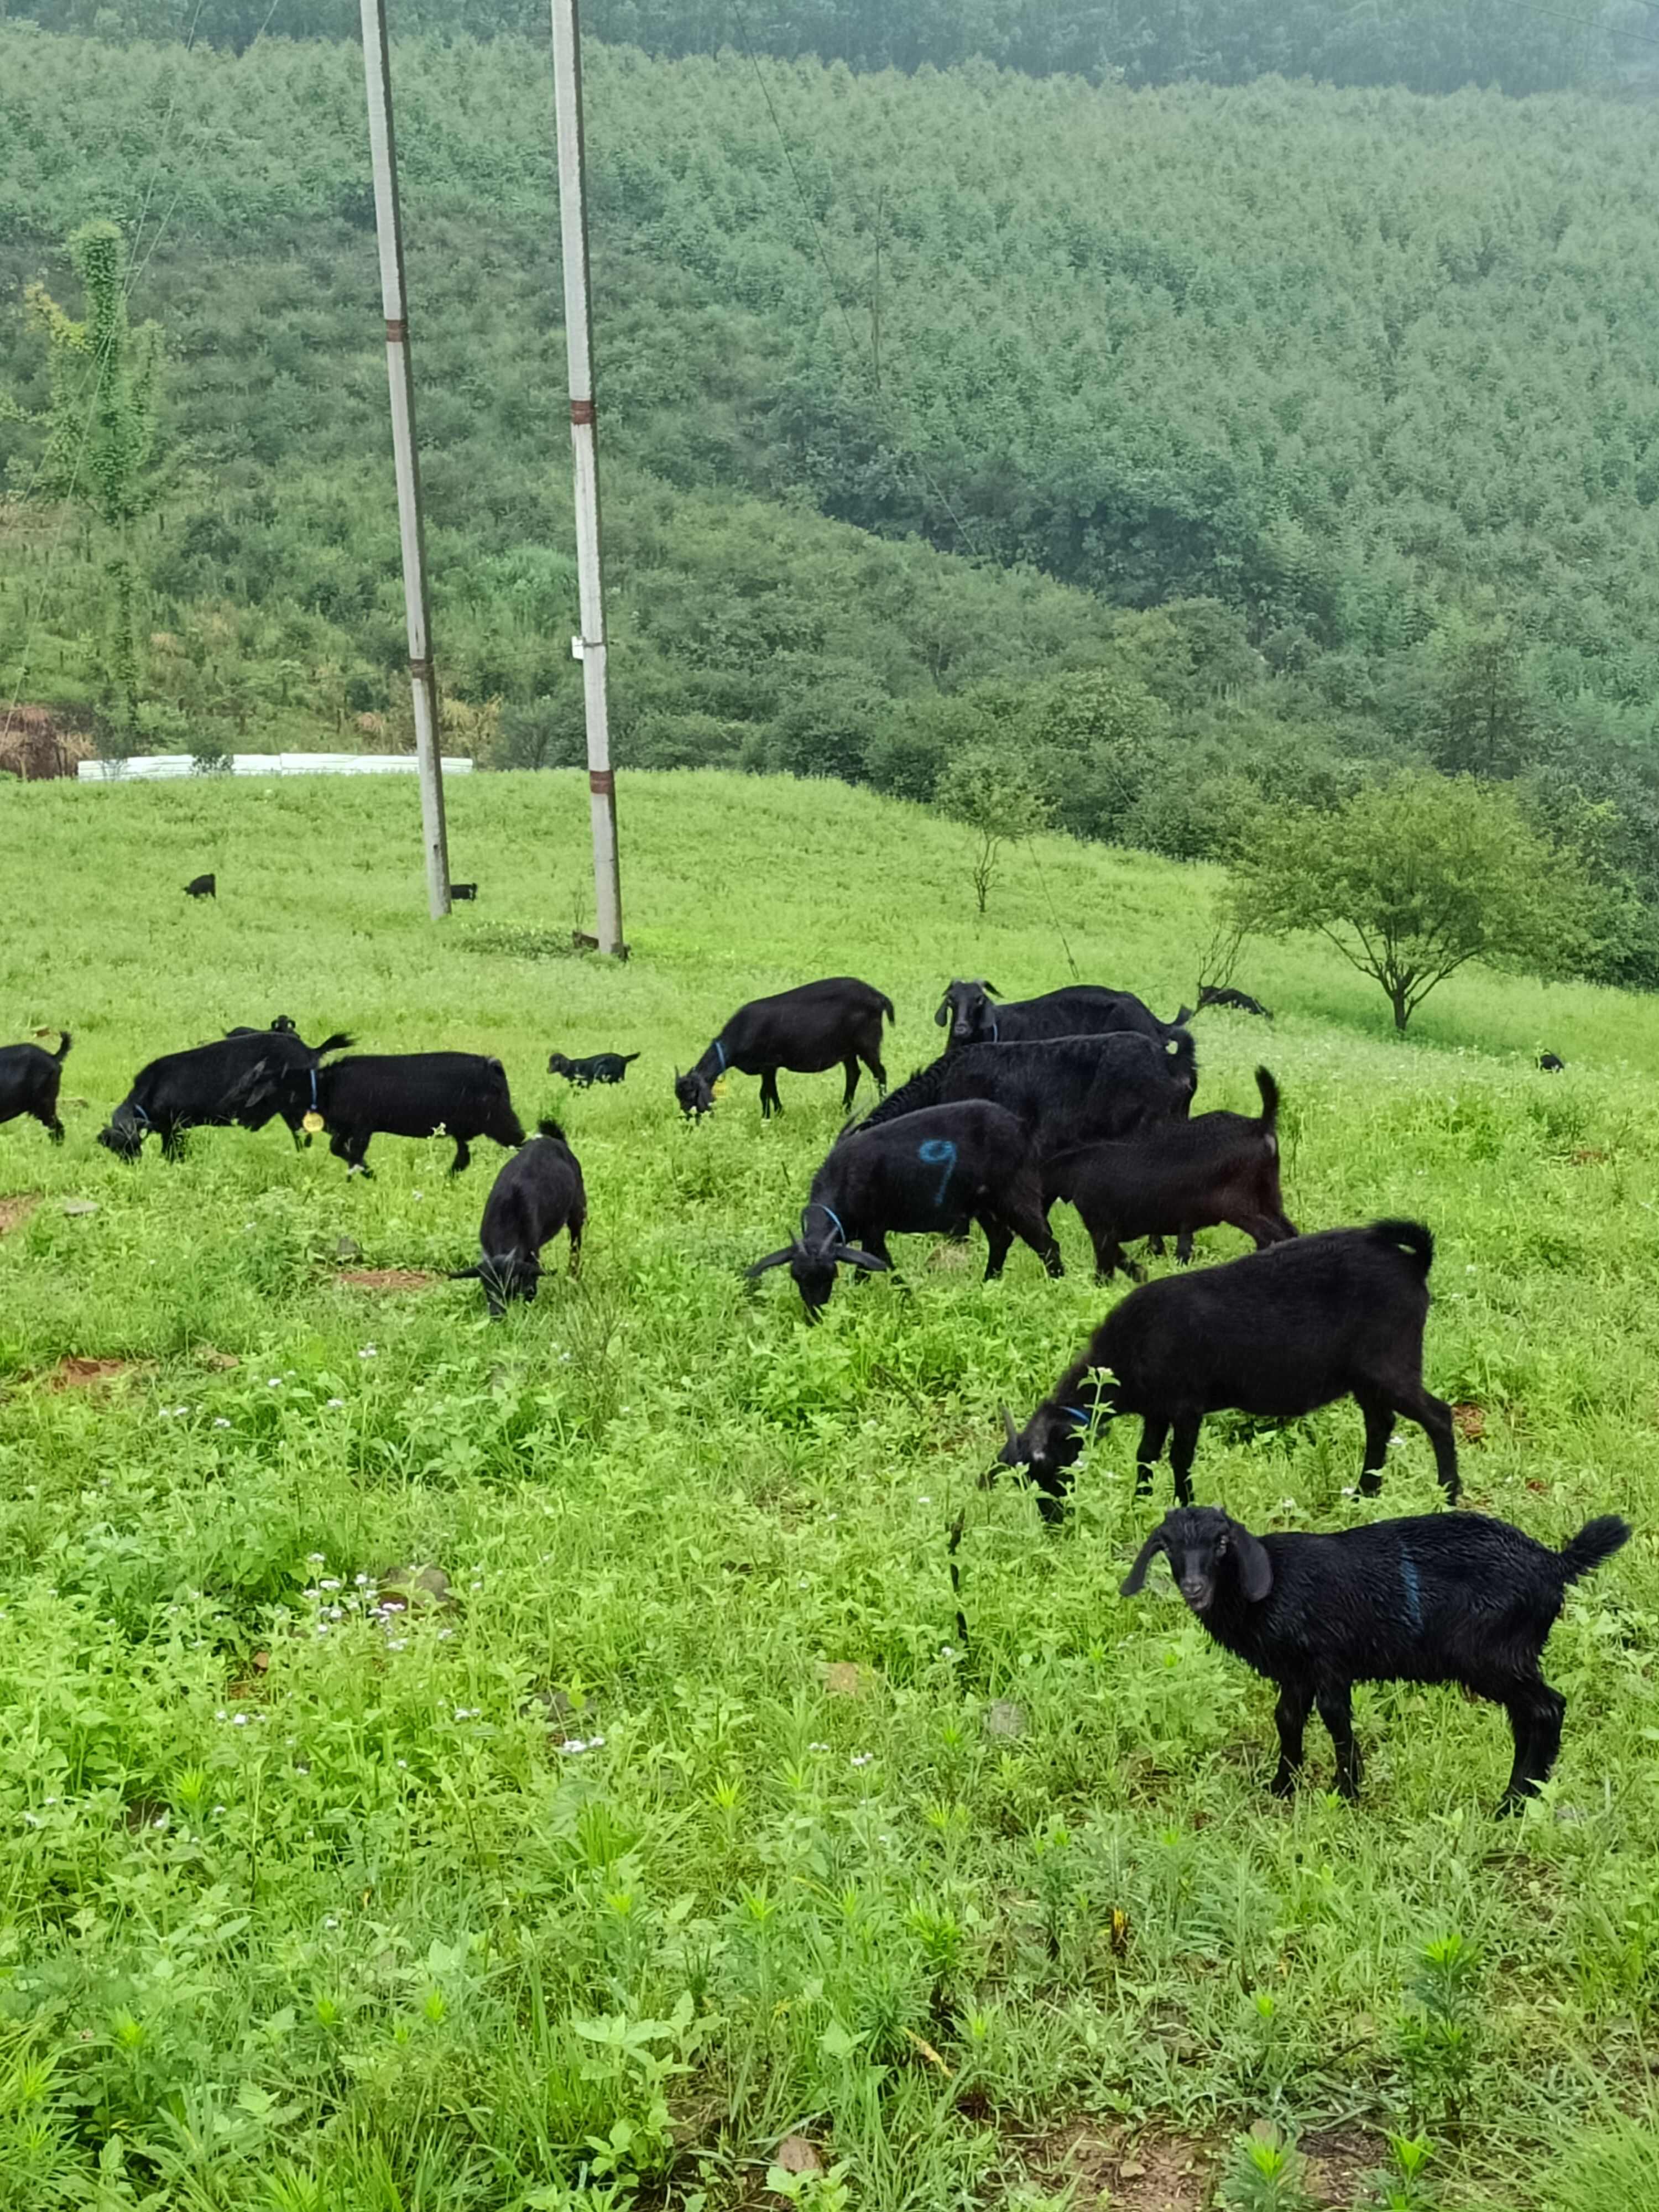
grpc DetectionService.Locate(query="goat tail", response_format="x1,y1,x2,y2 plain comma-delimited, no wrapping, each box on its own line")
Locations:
1369,1218,1434,1276
53,1030,72,1061
1560,1515,1632,1584
879,993,896,1026
1254,1066,1280,1128
313,1032,354,1057
536,1118,568,1141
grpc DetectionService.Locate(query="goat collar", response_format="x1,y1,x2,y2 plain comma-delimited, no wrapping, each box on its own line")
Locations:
1061,1404,1094,1428
713,1039,727,1072
309,1067,319,1109
807,1202,846,1245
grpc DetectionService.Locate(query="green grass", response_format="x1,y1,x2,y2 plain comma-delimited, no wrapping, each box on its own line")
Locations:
0,768,1655,2210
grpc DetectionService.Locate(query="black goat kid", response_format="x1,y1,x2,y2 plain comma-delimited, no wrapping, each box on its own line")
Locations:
453,1121,585,1316
1121,1505,1631,1813
547,1051,639,1087
999,1220,1458,1517
748,1100,1062,1319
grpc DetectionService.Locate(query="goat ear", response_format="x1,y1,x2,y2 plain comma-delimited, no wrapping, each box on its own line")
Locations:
1175,1005,1194,1026
1120,1529,1166,1597
834,1244,889,1271
745,1248,796,1278
933,998,951,1027
1233,1523,1274,1601
448,1265,482,1281
982,981,1001,998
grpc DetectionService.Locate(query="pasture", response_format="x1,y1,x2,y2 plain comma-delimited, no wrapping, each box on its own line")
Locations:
0,768,1654,2210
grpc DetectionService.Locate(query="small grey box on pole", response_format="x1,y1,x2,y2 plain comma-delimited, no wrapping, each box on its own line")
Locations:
550,0,625,958
359,0,451,920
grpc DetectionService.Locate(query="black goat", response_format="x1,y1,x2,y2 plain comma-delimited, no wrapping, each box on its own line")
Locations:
450,883,478,901
862,1032,1195,1157
935,979,1181,1048
1121,1505,1631,1813
453,1120,585,1316
1189,984,1274,1020
547,1051,639,1087
748,1100,1063,1319
100,1027,351,1160
184,874,216,899
1042,1067,1295,1281
241,1051,526,1176
676,978,893,1119
999,1219,1458,1517
0,1031,71,1144
1538,1051,1566,1073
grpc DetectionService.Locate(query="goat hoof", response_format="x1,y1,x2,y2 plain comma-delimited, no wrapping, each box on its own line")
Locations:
1358,1470,1383,1498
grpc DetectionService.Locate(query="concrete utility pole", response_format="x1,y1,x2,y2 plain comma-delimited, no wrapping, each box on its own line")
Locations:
550,0,625,957
359,0,451,920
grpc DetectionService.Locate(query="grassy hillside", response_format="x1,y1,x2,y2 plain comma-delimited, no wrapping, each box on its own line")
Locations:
0,771,1655,2208
7,31,1659,862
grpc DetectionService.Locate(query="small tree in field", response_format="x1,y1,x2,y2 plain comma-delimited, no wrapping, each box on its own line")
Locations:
934,744,1050,914
1228,772,1598,1031
20,222,162,737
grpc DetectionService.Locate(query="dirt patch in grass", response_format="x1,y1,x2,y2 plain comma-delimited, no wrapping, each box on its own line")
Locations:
336,1269,437,1291
1302,2124,1385,2205
1452,1401,1486,1442
41,1356,149,1391
0,1196,40,1235
1027,2122,1211,2209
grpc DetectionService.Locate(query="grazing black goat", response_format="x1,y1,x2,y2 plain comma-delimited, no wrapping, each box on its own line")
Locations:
0,1031,71,1144
1042,1067,1295,1281
1539,1051,1566,1073
862,1032,1196,1157
453,1120,585,1316
100,1026,352,1161
547,1051,639,1087
1188,984,1274,1020
676,978,893,1119
450,883,478,901
184,873,216,899
748,1100,1063,1319
1121,1505,1631,1813
239,1051,525,1175
998,1219,1458,1517
935,978,1182,1048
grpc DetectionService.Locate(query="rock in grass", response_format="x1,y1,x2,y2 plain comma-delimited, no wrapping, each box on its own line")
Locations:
983,1698,1026,1739
375,1564,453,1614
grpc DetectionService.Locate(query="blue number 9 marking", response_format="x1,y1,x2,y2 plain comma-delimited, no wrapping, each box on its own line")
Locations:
918,1137,958,1207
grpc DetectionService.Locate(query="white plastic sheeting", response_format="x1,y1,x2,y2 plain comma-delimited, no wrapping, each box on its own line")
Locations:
77,753,474,782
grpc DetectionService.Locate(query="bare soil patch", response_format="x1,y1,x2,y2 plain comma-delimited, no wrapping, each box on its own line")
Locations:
1452,1401,1486,1442
0,1196,40,1235
1027,2122,1211,2209
1303,2125,1385,2206
41,1356,149,1391
337,1269,437,1291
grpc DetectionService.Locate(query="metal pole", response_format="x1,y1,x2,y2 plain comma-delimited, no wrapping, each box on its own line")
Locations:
359,0,451,920
550,0,624,957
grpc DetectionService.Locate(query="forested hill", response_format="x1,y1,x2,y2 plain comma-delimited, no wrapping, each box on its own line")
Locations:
7,28,1659,966
13,0,1659,94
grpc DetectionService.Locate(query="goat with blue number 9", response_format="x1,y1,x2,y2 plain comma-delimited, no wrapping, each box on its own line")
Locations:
746,1100,1064,1321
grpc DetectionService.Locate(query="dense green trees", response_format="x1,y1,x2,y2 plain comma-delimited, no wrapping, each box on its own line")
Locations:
13,0,1652,96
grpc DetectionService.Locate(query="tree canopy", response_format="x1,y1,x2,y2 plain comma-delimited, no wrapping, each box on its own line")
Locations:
1228,773,1604,1029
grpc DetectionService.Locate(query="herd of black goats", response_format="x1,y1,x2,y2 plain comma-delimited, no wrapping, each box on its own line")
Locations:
0,971,1630,1817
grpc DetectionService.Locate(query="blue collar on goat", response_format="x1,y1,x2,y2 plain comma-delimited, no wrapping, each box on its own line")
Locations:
1062,1404,1094,1427
807,1202,846,1244
713,1039,727,1072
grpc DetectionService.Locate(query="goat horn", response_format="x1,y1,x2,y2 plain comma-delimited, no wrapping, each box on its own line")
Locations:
1000,1404,1019,1448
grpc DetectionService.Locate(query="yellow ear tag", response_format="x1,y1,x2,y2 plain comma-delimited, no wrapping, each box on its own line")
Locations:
712,1078,728,1099
302,1110,325,1133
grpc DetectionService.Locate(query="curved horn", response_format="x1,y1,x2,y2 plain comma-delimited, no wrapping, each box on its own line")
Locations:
833,1244,890,1271
744,1248,797,1279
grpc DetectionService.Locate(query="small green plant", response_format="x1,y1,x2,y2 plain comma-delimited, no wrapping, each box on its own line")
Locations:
1365,2133,1439,2211
571,1993,707,2189
766,2157,853,2210
1222,2121,1314,2212
1396,1932,1480,2120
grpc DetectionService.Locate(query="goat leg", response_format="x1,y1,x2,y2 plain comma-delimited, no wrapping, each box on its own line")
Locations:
1168,1413,1202,1506
1316,1680,1362,1799
1271,1679,1312,1797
